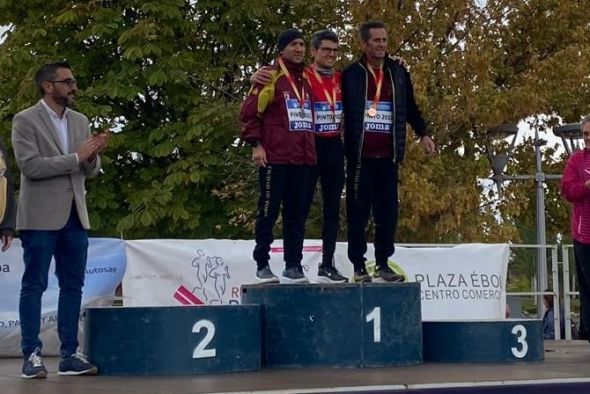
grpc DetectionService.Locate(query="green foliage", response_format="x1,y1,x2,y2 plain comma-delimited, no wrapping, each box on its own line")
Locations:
0,0,347,239
0,0,588,252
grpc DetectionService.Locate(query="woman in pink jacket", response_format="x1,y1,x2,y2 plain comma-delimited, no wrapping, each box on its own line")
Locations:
562,115,590,340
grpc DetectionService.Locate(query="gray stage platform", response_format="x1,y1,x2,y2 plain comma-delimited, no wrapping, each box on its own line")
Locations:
1,341,589,394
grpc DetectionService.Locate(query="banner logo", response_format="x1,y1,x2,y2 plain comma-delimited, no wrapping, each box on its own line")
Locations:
191,249,231,304
173,285,204,305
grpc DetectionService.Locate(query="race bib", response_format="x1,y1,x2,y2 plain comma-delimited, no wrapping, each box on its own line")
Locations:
286,98,313,132
363,100,393,134
313,101,343,133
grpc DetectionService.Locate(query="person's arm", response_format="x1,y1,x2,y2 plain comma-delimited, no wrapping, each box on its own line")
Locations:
0,142,15,251
240,71,277,152
404,69,435,155
80,125,108,178
562,155,590,203
392,55,408,68
250,66,273,86
404,69,428,137
81,153,101,178
240,84,265,148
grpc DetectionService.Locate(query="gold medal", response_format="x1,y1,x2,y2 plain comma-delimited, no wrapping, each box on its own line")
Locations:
368,107,377,117
278,58,306,115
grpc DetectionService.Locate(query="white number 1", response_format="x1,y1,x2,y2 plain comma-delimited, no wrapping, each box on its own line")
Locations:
366,307,382,343
192,319,216,359
511,324,528,359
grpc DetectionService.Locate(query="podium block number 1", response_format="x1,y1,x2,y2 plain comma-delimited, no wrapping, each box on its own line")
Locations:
366,307,382,343
192,319,216,359
510,324,528,359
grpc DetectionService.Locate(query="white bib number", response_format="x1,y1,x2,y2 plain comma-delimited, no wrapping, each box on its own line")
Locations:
286,98,313,132
313,101,342,133
363,101,393,134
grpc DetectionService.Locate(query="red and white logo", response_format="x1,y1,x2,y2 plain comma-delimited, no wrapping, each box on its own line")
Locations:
173,285,204,305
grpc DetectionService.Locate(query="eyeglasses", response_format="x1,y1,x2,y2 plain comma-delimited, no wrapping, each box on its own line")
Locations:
319,47,339,54
50,79,77,87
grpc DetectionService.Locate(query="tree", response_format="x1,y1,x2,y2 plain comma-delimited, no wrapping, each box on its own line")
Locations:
0,0,588,246
0,0,345,238
345,0,589,244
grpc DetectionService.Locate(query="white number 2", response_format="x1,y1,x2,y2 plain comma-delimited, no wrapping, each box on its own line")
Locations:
192,319,216,359
366,307,381,343
511,324,528,359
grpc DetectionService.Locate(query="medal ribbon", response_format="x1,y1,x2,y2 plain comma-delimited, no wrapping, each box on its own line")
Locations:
311,66,337,119
278,58,306,110
366,62,383,115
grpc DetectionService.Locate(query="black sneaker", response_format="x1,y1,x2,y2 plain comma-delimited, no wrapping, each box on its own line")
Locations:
317,265,347,283
351,267,372,283
373,265,405,283
282,266,309,284
22,348,47,379
255,265,279,284
58,352,98,376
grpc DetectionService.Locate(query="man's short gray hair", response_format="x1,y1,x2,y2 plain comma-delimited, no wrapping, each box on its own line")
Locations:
582,115,590,131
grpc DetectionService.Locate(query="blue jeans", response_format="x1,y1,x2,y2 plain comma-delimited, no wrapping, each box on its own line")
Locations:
19,207,88,358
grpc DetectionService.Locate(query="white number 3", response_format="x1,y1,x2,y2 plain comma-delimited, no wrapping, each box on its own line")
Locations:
510,324,528,359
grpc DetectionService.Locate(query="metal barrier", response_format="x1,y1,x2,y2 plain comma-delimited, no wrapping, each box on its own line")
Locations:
561,244,578,340
504,244,561,340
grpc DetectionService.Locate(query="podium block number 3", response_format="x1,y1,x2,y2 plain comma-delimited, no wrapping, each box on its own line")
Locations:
192,320,216,359
510,324,528,359
366,307,382,343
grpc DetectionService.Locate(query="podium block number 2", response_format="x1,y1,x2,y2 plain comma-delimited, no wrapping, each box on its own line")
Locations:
510,324,528,359
366,307,382,343
192,320,216,359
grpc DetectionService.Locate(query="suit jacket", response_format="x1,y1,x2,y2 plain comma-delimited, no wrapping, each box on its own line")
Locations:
11,101,101,231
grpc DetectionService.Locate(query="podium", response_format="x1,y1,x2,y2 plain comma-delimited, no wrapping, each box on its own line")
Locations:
83,285,544,375
241,282,422,368
84,305,261,375
423,319,544,362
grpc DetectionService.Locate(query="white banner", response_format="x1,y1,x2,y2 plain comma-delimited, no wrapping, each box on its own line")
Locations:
123,240,508,321
0,238,126,357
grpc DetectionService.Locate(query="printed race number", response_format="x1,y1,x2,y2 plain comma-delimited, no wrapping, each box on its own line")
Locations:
510,324,528,358
192,319,216,359
366,307,382,343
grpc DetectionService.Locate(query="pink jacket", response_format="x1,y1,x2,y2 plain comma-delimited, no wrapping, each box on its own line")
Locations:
562,149,590,243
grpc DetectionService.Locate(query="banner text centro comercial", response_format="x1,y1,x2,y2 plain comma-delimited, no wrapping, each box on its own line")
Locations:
123,240,508,320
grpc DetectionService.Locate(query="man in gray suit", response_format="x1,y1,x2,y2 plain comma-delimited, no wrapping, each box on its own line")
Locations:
12,62,109,378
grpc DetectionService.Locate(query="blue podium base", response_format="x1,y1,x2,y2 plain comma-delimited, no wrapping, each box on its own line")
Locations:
423,319,544,362
84,305,261,375
242,282,422,368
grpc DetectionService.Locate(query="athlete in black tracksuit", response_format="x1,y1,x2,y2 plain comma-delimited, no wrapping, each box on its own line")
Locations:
341,50,431,282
